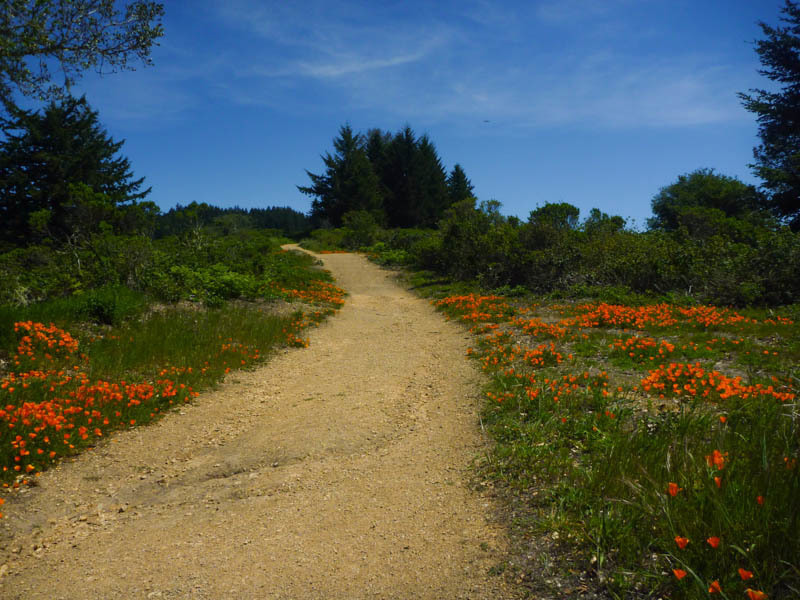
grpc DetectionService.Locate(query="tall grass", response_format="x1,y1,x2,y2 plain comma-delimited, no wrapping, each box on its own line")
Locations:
435,294,798,598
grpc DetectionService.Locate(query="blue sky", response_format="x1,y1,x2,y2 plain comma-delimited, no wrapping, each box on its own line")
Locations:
69,0,783,227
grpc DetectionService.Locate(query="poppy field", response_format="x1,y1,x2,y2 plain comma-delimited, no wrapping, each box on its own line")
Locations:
0,252,345,515
435,294,798,599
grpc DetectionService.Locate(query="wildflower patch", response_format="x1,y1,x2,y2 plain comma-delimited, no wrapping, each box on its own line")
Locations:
435,295,798,598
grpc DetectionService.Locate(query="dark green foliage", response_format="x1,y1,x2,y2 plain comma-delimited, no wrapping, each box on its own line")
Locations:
740,1,800,229
437,199,526,287
0,96,150,245
341,210,380,249
647,169,768,232
299,125,384,228
582,208,625,235
155,202,309,238
1,0,164,115
300,124,468,229
413,135,450,227
362,196,800,306
446,163,474,204
521,202,581,252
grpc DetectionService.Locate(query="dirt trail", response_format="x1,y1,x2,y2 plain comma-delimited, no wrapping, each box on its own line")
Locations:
0,247,514,599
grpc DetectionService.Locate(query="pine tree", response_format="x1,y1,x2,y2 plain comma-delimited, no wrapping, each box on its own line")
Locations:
414,135,449,227
447,164,474,204
739,0,800,229
0,95,149,245
298,125,383,227
382,126,421,228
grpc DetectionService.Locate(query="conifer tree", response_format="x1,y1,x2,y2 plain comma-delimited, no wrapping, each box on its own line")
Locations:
739,0,800,229
382,126,421,228
0,95,149,244
447,164,474,204
298,125,383,227
414,134,449,227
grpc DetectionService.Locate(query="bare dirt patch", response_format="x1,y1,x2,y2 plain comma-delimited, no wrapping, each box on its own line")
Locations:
0,247,516,599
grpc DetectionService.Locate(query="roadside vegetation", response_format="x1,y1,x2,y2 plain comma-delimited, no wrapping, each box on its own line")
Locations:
429,289,797,599
0,231,344,498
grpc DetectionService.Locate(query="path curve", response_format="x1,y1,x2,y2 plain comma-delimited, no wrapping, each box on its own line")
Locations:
0,247,513,599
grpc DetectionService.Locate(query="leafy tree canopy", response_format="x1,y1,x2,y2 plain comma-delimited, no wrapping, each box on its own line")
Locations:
1,0,164,117
583,208,626,235
739,0,800,229
528,202,580,230
647,169,768,231
0,95,149,244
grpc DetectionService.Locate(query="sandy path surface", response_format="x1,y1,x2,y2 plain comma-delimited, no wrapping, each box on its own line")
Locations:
0,248,514,599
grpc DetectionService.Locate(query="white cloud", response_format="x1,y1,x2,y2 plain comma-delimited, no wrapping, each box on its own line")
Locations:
102,0,753,130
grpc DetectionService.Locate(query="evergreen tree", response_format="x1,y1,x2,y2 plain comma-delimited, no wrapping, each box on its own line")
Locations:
365,128,393,170
364,128,393,219
447,163,474,204
302,124,472,229
414,134,449,227
382,126,422,228
739,1,800,229
0,95,150,245
298,125,383,227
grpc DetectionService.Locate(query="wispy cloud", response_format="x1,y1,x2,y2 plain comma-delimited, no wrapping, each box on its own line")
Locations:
295,50,432,79
88,0,754,131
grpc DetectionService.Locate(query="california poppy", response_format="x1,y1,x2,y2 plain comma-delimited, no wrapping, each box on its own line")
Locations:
672,569,687,580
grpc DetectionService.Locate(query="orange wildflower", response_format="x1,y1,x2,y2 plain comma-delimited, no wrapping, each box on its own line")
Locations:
707,536,720,549
738,568,754,581
672,568,687,580
705,449,727,470
667,482,683,497
746,590,767,600
714,476,722,488
675,536,689,549
708,580,722,594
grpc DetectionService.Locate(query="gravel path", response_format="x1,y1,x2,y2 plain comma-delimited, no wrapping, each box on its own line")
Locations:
0,247,514,599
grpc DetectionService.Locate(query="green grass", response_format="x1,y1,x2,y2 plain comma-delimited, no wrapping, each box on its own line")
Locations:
0,246,345,491
433,293,799,599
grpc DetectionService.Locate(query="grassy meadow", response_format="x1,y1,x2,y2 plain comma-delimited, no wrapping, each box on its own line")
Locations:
426,284,798,599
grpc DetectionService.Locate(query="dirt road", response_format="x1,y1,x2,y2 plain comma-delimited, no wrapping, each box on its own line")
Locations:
0,248,513,599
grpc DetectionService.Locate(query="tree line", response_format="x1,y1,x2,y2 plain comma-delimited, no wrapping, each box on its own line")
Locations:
299,125,474,229
0,96,308,250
